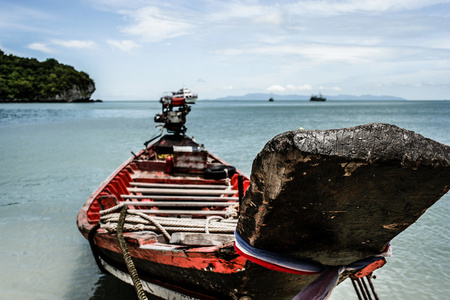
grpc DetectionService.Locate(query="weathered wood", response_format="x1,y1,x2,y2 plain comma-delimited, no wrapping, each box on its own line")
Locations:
128,187,237,195
170,233,235,246
121,194,239,201
130,182,229,190
122,201,236,207
128,209,232,216
237,123,450,266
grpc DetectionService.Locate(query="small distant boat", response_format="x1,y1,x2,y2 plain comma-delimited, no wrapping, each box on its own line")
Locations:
160,88,198,106
268,97,274,102
310,93,326,101
172,87,198,104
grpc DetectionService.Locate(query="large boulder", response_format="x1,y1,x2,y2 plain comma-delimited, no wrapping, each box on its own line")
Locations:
237,123,450,265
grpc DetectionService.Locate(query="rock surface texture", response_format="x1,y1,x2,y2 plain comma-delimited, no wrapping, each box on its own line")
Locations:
46,83,96,102
237,123,450,265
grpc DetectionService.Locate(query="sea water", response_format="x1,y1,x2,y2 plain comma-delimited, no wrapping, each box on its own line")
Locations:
0,100,448,300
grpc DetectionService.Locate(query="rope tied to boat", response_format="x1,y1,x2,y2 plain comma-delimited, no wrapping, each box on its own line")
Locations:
116,205,148,300
234,230,391,300
99,203,238,237
205,216,224,234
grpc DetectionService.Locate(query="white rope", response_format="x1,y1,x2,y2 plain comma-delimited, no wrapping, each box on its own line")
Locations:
99,203,172,239
205,216,224,234
132,211,171,240
100,213,237,232
101,212,237,228
101,223,236,234
100,202,126,215
99,204,238,237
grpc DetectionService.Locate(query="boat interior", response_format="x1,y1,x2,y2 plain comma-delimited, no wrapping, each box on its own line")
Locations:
85,135,250,247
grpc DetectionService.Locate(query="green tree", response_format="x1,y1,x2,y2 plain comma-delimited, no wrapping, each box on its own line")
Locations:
0,50,95,102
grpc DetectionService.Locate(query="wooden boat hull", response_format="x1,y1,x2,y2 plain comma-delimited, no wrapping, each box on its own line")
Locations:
96,245,320,299
77,134,321,299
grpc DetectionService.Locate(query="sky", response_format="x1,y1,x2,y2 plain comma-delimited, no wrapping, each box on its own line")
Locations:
0,0,449,100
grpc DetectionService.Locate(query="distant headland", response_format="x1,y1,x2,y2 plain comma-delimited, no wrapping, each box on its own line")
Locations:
0,50,97,103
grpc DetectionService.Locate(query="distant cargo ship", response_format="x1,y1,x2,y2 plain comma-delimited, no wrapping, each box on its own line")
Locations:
310,93,326,101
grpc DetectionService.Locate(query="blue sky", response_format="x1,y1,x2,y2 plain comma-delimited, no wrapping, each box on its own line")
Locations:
1,0,449,100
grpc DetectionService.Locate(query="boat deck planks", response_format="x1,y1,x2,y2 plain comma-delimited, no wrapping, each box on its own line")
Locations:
127,187,238,196
122,195,239,201
122,201,237,207
128,209,234,216
130,182,230,190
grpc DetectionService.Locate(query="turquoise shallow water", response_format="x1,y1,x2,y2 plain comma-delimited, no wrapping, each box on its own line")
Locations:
0,100,449,299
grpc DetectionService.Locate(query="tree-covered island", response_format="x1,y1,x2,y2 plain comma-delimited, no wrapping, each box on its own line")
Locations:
0,50,96,102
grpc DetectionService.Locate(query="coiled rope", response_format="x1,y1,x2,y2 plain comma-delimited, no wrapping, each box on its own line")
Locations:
100,203,238,239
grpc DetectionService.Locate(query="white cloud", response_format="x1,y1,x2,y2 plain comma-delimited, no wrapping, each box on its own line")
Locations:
287,0,450,15
107,39,140,52
0,4,54,30
427,37,450,50
252,12,285,25
267,85,286,92
207,2,265,22
26,39,95,54
287,84,313,91
26,42,54,53
319,86,343,91
267,84,317,93
217,44,395,64
51,39,95,48
120,6,196,42
384,81,447,88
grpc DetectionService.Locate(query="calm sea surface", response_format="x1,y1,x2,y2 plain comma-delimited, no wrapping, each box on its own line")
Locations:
0,100,449,299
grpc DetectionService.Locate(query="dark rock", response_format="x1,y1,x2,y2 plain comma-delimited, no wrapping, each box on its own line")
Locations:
237,123,450,265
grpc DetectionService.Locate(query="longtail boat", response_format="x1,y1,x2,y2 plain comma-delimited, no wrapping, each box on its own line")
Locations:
78,95,450,300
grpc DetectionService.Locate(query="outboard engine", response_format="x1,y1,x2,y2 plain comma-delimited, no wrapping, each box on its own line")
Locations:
154,94,192,134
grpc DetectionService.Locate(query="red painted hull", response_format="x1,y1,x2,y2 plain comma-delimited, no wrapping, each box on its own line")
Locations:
77,134,317,299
